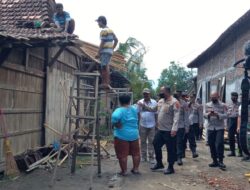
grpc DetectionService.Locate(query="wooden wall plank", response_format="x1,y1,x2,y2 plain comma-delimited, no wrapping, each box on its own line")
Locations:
0,47,80,165
0,47,45,164
45,48,76,144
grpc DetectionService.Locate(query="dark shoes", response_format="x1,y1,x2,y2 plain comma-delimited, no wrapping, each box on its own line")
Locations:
151,163,164,171
218,162,226,170
241,156,250,161
177,158,183,166
208,162,219,167
238,153,243,157
192,152,199,158
227,152,236,157
164,167,175,175
209,161,226,170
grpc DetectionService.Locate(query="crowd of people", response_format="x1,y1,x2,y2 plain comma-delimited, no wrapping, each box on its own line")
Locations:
50,6,247,177
111,87,247,176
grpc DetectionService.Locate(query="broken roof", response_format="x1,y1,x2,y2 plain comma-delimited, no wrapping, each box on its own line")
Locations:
188,9,250,68
0,0,77,44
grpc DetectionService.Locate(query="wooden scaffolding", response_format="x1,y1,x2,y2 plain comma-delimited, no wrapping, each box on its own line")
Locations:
49,71,132,190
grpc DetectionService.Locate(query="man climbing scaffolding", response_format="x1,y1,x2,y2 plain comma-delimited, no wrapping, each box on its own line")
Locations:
95,16,118,89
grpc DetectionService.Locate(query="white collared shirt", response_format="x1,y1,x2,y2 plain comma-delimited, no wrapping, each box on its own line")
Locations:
138,98,157,128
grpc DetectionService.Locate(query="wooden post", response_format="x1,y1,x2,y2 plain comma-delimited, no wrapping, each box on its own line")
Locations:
71,75,80,174
48,46,66,67
41,47,49,146
96,96,101,177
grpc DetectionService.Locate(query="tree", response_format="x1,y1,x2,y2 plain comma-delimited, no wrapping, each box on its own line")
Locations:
118,37,147,73
128,68,155,102
117,37,155,101
157,61,194,93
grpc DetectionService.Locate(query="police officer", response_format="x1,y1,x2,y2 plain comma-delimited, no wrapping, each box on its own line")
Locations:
175,91,189,166
184,94,200,158
196,98,204,140
150,86,180,174
227,92,242,157
204,92,227,170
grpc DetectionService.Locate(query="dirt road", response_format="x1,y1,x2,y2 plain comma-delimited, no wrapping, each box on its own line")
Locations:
0,141,250,190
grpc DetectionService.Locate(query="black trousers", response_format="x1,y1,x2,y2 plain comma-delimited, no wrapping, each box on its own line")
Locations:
199,127,203,140
228,117,242,153
176,128,185,159
153,130,177,166
208,129,224,161
194,123,200,140
184,124,197,152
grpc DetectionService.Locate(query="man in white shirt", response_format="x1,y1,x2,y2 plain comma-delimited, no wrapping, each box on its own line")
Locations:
138,88,157,163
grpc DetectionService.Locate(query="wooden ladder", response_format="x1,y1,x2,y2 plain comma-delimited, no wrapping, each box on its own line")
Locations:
50,71,100,190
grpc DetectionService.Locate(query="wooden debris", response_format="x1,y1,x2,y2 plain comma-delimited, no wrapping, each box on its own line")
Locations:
25,144,70,172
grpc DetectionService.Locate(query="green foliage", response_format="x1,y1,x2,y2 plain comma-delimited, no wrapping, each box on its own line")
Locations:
118,37,155,102
118,37,147,73
128,68,155,102
157,61,194,93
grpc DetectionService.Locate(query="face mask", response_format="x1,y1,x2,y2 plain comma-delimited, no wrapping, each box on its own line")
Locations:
159,93,165,99
231,97,237,102
212,99,218,104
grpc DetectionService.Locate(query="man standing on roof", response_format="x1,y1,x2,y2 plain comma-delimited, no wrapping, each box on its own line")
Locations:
95,16,118,89
53,3,75,34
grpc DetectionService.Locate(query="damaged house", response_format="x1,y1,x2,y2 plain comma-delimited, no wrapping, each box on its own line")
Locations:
0,0,128,171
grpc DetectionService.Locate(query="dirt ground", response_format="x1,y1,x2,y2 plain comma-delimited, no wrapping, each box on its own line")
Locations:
1,141,250,190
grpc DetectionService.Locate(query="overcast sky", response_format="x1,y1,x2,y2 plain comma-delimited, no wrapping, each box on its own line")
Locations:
59,0,249,84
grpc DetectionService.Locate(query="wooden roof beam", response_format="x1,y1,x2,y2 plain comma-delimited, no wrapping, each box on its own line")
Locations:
48,45,66,67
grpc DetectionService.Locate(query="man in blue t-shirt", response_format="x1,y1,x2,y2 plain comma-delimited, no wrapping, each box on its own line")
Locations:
53,3,75,34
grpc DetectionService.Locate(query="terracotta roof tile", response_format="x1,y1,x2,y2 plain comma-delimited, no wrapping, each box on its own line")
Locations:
0,0,77,42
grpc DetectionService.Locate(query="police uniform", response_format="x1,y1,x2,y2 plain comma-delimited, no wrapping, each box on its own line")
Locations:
227,101,242,156
204,101,227,165
176,99,189,163
152,96,180,173
183,101,202,157
189,102,203,139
